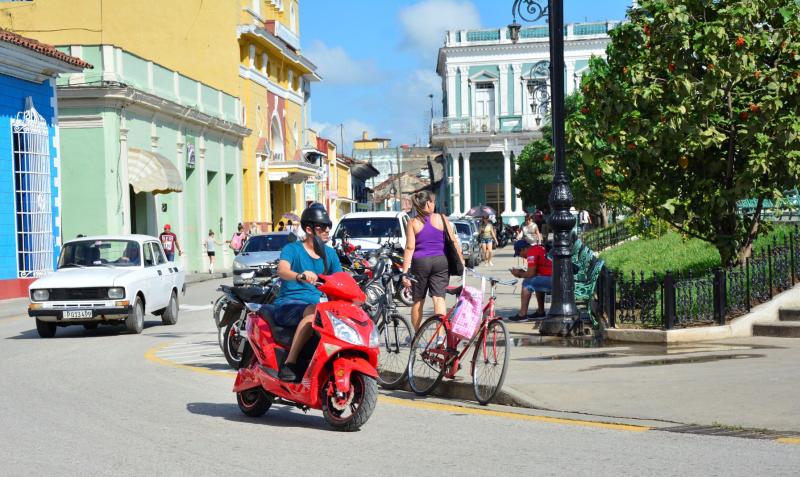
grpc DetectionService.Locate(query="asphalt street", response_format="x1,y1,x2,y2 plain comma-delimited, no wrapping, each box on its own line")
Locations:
1,279,799,476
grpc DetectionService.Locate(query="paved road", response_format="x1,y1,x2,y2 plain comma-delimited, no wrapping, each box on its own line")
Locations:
1,279,799,476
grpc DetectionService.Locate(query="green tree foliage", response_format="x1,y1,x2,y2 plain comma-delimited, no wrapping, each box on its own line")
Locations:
571,0,800,265
513,94,612,213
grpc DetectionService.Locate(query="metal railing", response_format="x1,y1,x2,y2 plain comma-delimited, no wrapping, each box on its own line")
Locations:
595,224,800,329
431,114,544,136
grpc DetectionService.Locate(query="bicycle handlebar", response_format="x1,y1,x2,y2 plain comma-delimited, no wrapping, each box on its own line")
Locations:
465,268,518,287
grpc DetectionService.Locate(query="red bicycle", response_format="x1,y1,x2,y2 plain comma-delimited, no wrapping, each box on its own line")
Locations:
407,270,516,405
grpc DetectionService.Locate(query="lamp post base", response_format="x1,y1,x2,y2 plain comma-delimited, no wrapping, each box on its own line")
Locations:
539,316,578,336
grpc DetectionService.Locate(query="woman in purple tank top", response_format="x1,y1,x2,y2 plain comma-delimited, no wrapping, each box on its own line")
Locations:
401,190,463,330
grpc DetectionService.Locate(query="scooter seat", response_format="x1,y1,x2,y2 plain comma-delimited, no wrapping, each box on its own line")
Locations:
256,306,296,348
446,285,463,296
233,286,271,304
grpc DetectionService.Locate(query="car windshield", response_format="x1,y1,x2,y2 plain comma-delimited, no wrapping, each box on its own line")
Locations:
58,240,141,268
336,218,401,239
242,234,289,253
454,222,472,236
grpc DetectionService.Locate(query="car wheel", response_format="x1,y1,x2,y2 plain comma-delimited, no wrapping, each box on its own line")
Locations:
126,296,144,334
35,319,57,338
161,291,179,326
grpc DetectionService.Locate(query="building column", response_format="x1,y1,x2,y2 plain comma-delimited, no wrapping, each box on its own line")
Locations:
499,65,509,116
451,152,461,215
198,136,208,274
463,151,471,212
502,147,512,216
511,64,522,116
459,66,470,119
513,150,523,213
176,127,186,265
119,117,131,235
446,66,457,118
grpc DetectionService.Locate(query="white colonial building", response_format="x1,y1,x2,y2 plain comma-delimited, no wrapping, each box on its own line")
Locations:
432,20,618,224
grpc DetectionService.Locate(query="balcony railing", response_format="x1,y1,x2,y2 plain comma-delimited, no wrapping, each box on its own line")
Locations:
431,115,544,136
446,21,619,47
275,21,300,50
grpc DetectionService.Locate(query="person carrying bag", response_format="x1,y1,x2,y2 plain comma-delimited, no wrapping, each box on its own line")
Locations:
402,190,464,330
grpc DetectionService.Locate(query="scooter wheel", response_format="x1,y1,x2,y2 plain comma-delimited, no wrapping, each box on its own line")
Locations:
321,373,378,432
236,388,272,417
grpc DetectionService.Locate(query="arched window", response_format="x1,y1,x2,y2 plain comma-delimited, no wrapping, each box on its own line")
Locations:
12,97,53,277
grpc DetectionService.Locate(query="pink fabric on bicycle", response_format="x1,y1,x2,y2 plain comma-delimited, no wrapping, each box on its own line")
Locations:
450,286,484,340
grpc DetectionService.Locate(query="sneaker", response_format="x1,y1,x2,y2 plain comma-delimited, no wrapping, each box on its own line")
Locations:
277,363,297,382
507,314,529,322
527,311,547,320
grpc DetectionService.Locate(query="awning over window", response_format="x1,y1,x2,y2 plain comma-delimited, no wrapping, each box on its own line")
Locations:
127,148,184,194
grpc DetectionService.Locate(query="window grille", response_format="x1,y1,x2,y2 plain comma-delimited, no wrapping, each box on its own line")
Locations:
485,183,504,213
12,97,53,278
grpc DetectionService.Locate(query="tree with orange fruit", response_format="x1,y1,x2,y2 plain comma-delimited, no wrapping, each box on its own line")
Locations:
570,0,800,265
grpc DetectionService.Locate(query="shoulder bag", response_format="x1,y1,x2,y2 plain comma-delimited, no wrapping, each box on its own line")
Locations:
440,214,464,276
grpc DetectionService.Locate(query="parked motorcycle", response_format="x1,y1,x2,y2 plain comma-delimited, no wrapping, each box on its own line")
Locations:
495,222,512,248
214,265,280,368
233,272,379,431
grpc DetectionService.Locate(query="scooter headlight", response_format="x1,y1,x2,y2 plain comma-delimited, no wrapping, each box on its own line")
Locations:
329,314,363,345
368,325,379,348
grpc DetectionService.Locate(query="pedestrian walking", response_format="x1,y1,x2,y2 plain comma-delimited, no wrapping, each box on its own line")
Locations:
229,223,248,255
579,209,592,233
159,224,183,261
401,190,463,330
521,214,542,245
204,230,223,273
479,215,497,266
507,240,553,321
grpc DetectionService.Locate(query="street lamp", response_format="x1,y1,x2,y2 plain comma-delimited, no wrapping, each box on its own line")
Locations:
509,0,578,335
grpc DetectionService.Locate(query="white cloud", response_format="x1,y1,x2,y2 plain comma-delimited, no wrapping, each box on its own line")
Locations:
311,119,376,155
305,40,385,85
398,0,481,60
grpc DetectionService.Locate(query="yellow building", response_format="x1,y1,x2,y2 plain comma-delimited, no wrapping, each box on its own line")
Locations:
237,0,320,231
353,131,392,150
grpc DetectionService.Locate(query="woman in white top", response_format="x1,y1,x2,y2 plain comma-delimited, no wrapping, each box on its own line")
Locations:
521,214,542,245
204,230,223,273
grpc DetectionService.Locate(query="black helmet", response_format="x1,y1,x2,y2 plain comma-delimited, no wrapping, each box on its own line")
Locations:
300,202,332,232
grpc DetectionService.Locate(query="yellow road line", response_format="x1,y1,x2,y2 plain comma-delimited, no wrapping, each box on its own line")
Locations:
776,437,800,445
378,395,651,432
144,342,235,377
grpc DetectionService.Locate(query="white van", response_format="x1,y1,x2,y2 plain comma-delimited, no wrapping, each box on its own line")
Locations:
333,211,409,250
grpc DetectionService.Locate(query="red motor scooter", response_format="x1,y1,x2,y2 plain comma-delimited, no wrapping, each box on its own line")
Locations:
233,272,380,431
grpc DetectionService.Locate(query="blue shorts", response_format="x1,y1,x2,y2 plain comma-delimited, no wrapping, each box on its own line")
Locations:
264,300,311,327
523,275,552,293
480,238,493,244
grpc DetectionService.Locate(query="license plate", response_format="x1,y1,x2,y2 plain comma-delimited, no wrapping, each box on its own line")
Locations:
64,310,93,319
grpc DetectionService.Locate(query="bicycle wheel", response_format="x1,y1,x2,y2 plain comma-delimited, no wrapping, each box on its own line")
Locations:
407,315,446,396
377,313,413,390
471,319,510,405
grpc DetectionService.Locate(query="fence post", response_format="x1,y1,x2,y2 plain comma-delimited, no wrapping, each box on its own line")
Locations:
790,230,796,286
745,257,751,312
713,268,726,326
767,245,773,299
663,270,675,330
608,270,616,328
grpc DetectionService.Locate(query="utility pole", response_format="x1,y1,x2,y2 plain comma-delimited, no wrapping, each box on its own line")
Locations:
395,147,402,212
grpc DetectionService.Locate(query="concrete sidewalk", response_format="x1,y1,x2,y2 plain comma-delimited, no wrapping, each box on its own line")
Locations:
421,247,800,433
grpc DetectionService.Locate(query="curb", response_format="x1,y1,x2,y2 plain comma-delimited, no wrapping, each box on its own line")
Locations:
185,272,231,285
395,377,539,409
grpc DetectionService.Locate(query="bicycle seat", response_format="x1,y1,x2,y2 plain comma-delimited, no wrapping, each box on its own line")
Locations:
446,285,463,296
256,305,295,348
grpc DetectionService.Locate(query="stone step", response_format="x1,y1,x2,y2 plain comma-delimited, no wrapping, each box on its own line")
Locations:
753,322,800,338
778,308,800,322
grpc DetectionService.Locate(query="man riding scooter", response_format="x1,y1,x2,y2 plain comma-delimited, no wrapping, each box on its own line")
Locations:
272,203,342,382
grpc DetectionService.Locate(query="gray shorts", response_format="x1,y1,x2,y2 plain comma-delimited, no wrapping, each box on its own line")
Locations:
410,255,449,301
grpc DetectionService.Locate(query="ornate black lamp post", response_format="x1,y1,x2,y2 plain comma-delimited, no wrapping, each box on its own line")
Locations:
510,0,578,335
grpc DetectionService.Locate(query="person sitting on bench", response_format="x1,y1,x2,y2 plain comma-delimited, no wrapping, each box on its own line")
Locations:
507,240,553,322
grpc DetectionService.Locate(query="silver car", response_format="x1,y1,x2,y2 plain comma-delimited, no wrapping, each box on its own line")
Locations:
451,220,481,268
232,232,293,285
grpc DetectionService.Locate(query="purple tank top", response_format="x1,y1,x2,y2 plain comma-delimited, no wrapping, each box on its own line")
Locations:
413,215,445,259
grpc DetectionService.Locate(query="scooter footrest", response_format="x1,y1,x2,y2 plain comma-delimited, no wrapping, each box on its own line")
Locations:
259,364,279,379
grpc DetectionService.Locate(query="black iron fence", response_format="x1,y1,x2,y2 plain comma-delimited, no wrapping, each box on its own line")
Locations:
582,220,632,251
595,225,800,329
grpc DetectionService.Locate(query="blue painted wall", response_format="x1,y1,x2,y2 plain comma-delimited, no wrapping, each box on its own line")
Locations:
0,74,60,280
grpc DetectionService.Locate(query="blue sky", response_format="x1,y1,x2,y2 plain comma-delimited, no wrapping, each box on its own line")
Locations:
301,0,634,154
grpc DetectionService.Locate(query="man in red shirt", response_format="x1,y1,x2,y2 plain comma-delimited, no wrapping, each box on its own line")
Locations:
159,224,183,262
507,240,552,321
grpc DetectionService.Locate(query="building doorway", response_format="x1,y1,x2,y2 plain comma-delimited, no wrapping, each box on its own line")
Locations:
474,83,496,132
129,186,156,235
485,183,504,216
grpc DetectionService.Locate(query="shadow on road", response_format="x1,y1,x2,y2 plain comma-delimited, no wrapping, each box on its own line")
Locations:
6,320,164,340
186,402,328,430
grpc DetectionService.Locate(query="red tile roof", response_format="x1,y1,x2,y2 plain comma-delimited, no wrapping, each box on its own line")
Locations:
0,28,92,69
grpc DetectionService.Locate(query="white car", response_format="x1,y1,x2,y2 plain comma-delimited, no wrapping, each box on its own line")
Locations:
27,235,186,338
333,211,409,251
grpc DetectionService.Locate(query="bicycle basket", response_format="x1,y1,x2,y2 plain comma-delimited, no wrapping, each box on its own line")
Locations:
450,286,483,340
